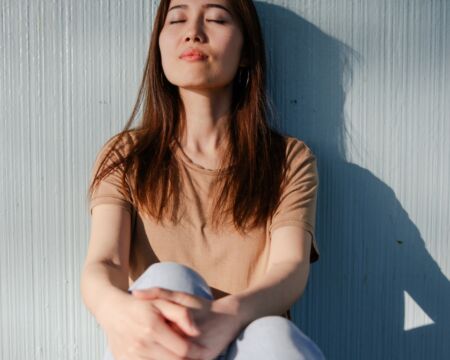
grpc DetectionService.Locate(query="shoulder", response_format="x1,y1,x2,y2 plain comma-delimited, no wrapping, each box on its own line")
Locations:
279,135,318,187
97,130,138,160
283,135,316,165
91,131,139,179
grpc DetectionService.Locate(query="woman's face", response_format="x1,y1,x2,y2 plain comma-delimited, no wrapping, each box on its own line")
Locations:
159,0,245,90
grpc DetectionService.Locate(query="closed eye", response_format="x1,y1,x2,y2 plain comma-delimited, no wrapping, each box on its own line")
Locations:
169,20,226,24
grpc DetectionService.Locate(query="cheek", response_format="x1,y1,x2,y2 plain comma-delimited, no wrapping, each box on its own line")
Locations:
221,30,243,56
158,34,176,67
220,35,244,67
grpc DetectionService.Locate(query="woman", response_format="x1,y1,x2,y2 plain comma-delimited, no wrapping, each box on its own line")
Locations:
81,0,325,359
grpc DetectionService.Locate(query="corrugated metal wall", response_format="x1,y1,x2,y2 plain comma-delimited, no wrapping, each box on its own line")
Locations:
1,1,449,359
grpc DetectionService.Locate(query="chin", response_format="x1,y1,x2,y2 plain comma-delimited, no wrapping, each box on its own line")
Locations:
177,82,216,90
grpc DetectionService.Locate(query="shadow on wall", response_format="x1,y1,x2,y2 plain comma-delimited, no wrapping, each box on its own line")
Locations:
255,2,450,359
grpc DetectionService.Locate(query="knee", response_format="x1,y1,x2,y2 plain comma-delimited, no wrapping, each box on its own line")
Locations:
137,261,196,280
243,315,293,335
236,316,325,359
129,261,214,300
145,261,204,281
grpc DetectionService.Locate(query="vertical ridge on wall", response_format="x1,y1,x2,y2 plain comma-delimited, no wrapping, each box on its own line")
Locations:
1,1,449,359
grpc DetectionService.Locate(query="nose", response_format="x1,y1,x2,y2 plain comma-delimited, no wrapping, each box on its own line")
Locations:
184,18,206,43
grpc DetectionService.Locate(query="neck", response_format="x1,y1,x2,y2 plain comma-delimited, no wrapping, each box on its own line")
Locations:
176,84,233,156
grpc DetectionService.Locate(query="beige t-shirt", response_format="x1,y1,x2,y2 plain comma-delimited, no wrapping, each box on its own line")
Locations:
88,133,319,319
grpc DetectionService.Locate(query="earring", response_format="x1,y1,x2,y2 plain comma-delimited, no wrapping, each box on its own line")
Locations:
238,67,250,88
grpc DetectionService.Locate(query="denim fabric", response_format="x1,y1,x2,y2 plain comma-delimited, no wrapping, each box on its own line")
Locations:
102,261,325,360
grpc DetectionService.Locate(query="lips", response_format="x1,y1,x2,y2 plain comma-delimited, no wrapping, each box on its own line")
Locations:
180,48,208,59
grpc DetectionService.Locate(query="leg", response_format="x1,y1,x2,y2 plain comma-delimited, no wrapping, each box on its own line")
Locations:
224,315,326,360
128,261,214,299
102,261,227,359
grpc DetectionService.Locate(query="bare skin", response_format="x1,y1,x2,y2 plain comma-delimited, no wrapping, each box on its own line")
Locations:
159,0,248,169
81,1,250,359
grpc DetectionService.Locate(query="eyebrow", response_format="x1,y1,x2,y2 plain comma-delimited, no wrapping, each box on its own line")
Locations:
168,3,232,16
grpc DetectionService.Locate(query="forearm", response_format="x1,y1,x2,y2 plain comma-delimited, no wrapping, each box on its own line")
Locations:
80,261,130,322
230,261,310,327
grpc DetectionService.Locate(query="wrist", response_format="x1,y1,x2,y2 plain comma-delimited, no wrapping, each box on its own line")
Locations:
94,287,130,326
213,294,246,329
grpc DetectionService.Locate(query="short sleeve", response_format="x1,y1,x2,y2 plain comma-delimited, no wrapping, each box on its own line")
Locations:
268,138,320,263
88,136,134,216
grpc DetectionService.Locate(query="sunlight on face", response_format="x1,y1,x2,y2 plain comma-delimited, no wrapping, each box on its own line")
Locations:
159,0,244,90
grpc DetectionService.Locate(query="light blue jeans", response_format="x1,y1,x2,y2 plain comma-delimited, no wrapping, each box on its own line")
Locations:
103,261,326,360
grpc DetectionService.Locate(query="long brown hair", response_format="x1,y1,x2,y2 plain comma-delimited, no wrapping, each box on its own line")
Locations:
88,0,288,234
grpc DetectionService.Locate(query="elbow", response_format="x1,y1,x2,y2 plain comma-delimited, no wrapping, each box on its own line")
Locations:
293,261,311,299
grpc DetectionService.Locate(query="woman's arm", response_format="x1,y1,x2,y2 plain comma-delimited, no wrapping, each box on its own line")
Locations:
80,204,132,322
224,225,312,328
81,205,210,359
80,261,130,321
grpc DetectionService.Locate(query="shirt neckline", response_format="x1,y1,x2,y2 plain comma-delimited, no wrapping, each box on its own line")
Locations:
173,140,233,175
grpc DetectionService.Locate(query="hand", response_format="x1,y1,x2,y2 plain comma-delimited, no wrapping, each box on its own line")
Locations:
132,288,244,360
96,290,208,360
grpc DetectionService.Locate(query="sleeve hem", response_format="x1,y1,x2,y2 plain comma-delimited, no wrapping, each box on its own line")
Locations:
269,219,320,263
90,197,134,215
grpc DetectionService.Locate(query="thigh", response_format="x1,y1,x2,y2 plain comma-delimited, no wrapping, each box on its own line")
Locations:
224,315,326,360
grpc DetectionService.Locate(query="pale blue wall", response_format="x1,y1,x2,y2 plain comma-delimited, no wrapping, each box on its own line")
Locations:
1,1,449,359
